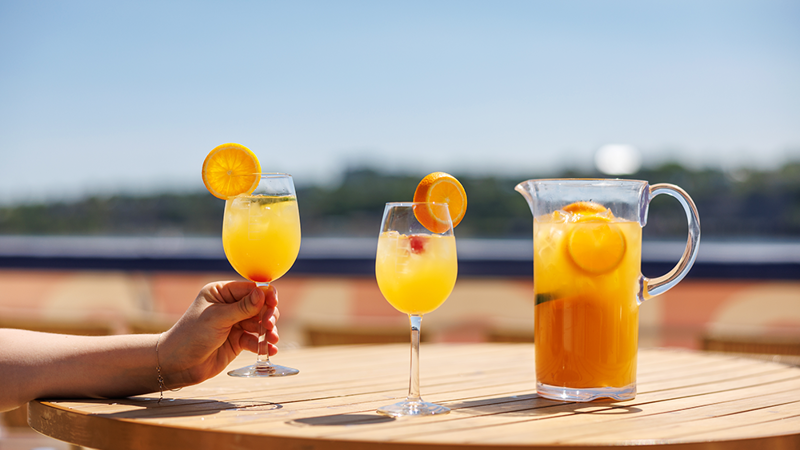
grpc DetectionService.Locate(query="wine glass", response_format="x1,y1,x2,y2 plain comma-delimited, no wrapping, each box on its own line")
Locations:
223,173,301,377
375,202,458,417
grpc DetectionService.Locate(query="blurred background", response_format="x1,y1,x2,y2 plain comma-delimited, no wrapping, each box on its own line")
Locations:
1,0,799,445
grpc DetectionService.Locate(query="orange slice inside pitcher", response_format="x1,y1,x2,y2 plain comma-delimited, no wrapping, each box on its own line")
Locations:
563,201,608,215
564,201,627,274
202,143,261,199
413,172,467,233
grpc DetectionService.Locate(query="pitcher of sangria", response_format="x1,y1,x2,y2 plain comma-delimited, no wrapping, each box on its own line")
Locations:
515,179,700,402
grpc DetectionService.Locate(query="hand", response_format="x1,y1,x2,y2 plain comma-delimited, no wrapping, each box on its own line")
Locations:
158,281,280,388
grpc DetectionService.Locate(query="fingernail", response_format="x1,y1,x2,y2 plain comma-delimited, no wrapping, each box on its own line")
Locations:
249,288,261,306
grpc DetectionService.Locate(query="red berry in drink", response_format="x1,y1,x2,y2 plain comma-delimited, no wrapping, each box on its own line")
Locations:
409,235,426,254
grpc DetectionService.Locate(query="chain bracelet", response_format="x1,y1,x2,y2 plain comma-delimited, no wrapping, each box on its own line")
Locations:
156,333,166,404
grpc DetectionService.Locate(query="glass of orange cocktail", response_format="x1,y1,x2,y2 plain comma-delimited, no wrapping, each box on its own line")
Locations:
375,202,458,417
516,179,700,402
224,173,301,377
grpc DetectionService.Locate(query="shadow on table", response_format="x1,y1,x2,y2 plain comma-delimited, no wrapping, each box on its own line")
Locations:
284,396,643,427
85,398,282,419
288,414,395,427
446,395,643,417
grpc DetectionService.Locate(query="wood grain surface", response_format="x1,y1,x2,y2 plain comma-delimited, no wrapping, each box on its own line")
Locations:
28,344,800,449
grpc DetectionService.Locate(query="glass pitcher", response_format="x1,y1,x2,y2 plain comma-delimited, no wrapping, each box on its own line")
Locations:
515,179,700,402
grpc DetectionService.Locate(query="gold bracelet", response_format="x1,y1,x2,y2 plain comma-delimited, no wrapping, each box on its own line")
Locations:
155,333,182,404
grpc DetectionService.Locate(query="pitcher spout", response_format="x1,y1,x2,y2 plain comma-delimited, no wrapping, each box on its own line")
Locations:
515,180,537,215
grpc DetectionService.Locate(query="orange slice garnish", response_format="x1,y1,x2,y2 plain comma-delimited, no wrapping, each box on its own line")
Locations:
412,172,467,233
202,143,261,199
567,217,627,274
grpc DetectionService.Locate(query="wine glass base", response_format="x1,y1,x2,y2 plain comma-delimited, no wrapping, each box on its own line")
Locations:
377,400,450,417
227,363,299,378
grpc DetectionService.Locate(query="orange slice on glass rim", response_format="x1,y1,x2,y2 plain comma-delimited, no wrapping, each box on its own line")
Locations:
413,172,467,233
201,143,261,199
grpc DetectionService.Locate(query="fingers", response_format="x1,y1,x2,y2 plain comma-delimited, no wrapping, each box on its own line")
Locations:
238,305,278,333
237,309,280,345
262,305,280,328
258,284,279,308
198,280,281,348
238,332,279,356
238,331,258,353
265,322,280,345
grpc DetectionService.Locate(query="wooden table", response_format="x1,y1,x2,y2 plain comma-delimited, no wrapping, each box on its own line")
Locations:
28,343,800,449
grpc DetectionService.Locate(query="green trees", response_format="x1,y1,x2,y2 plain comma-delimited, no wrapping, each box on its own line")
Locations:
1,162,799,238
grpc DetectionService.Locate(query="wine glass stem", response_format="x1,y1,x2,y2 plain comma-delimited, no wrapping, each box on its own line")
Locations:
256,282,272,368
407,314,423,403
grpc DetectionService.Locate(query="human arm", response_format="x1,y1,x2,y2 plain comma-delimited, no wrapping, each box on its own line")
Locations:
0,280,279,412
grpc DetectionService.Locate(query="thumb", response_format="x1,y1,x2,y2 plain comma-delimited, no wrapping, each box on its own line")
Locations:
222,287,265,326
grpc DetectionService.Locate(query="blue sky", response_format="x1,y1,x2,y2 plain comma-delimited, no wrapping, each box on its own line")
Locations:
1,0,798,204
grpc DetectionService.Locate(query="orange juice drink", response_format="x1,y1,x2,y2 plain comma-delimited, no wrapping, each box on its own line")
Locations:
223,195,301,283
533,202,641,392
376,231,457,315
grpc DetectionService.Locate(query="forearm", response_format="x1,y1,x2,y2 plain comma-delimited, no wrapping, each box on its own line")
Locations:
0,282,276,412
0,329,161,412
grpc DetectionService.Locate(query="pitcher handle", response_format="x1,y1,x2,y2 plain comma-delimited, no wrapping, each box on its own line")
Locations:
641,183,701,302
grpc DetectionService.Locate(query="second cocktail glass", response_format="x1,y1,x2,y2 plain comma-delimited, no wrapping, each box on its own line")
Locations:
375,202,458,417
224,173,301,377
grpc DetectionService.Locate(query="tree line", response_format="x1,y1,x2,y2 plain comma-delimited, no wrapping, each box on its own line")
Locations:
1,161,799,239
